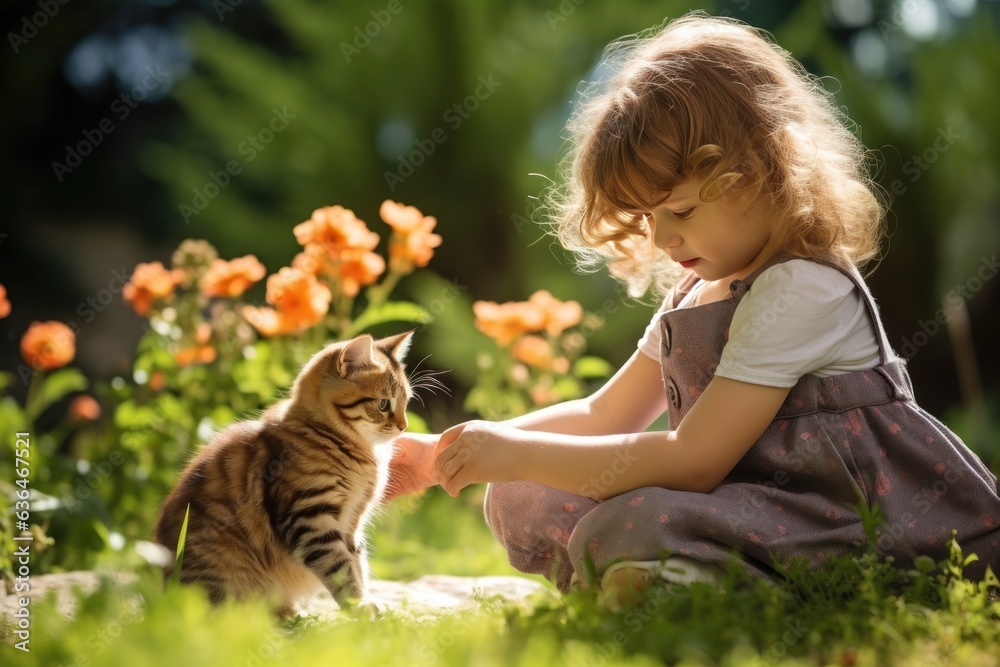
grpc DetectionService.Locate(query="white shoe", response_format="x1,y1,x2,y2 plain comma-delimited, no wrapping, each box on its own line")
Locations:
599,556,724,610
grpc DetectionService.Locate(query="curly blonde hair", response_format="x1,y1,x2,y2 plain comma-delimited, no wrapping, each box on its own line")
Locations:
548,12,885,297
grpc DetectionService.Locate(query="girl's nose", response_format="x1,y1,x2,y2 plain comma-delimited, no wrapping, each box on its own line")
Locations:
649,217,681,250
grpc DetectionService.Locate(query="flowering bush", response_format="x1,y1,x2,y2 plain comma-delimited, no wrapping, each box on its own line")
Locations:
0,201,442,582
465,290,613,420
0,313,89,584
0,200,612,583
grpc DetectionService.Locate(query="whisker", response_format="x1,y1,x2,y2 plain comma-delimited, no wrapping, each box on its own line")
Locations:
408,362,452,404
407,355,434,379
411,376,450,397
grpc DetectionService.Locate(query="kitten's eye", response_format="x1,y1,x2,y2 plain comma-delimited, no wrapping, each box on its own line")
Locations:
377,399,391,412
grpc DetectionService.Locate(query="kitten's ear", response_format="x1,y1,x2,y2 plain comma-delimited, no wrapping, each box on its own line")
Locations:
379,329,415,362
335,335,374,377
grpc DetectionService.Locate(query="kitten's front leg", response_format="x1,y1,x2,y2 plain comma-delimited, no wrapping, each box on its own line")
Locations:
296,533,371,611
352,545,386,616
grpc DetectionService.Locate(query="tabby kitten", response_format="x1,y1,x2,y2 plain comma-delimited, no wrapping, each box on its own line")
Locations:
154,331,414,614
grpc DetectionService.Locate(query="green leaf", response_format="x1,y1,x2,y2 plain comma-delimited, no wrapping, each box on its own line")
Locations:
0,372,13,392
572,356,614,379
115,399,160,431
25,368,88,421
171,504,191,586
344,301,432,338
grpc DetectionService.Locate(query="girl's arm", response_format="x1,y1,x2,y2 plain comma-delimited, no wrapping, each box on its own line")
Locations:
436,376,790,499
501,350,671,436
389,350,667,497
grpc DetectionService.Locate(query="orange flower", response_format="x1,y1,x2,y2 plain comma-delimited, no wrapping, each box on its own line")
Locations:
512,335,571,373
473,300,545,346
337,250,385,297
380,200,442,272
291,243,328,276
390,229,442,272
379,200,428,234
149,371,166,392
195,321,213,345
123,262,183,317
242,267,332,337
528,290,583,337
293,206,379,256
20,321,76,371
530,384,560,406
200,255,266,298
174,345,217,366
512,335,553,369
69,395,101,421
474,291,583,346
0,283,10,319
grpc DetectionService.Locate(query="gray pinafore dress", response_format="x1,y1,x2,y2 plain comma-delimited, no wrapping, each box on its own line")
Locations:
484,254,1000,591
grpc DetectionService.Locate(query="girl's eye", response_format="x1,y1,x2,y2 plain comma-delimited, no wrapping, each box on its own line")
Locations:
674,208,695,220
377,399,391,412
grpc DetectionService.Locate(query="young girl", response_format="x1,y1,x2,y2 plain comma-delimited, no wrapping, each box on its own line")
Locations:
388,13,1000,595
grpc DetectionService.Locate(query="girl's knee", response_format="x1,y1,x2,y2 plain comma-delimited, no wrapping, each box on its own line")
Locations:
484,481,537,538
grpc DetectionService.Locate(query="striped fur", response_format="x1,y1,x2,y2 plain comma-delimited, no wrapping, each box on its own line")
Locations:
154,331,414,613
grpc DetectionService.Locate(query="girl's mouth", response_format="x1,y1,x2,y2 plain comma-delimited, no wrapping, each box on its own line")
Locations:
679,259,699,269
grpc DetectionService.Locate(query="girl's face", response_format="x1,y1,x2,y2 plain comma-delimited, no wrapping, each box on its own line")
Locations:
644,178,778,284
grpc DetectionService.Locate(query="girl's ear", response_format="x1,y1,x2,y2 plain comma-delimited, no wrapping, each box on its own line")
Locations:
378,329,415,362
335,335,374,377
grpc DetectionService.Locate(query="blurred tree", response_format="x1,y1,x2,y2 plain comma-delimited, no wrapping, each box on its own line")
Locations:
140,0,804,417
775,1,1000,455
2,0,997,446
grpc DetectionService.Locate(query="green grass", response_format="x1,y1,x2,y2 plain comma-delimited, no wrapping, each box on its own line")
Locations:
2,488,998,667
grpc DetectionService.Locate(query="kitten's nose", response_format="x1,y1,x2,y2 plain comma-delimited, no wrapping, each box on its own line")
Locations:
395,414,408,432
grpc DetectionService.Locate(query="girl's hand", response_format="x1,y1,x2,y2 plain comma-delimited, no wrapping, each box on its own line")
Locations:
434,421,524,497
385,432,441,501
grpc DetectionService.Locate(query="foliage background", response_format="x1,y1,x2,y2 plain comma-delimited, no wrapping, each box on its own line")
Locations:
0,0,998,583
1,0,998,448
1,1,999,664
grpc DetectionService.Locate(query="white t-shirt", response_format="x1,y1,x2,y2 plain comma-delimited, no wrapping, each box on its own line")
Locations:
637,260,886,388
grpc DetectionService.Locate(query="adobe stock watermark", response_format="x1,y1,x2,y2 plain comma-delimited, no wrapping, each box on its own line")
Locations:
233,628,287,667
877,0,928,39
749,620,809,666
887,126,960,202
56,604,145,667
51,65,172,182
718,282,795,360
898,253,997,359
578,448,639,498
8,0,72,54
213,0,246,22
716,0,751,19
546,0,588,29
872,459,967,558
340,0,413,62
582,584,682,667
383,74,502,192
59,450,128,510
179,106,296,224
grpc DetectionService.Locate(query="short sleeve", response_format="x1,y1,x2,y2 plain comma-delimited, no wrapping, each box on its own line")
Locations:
715,260,879,387
637,295,671,361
